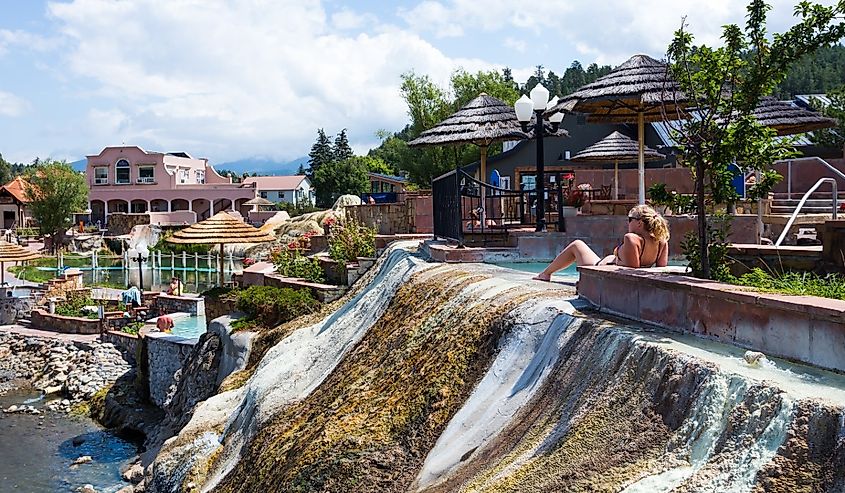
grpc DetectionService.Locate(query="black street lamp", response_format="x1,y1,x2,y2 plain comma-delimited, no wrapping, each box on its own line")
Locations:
514,85,564,232
126,244,150,290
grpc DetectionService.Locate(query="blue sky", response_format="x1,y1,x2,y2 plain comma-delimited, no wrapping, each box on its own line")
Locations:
0,0,828,166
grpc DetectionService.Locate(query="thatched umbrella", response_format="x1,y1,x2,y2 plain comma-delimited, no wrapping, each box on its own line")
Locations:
751,97,836,136
166,211,275,286
244,196,277,211
409,93,565,180
548,54,685,204
410,93,567,222
570,131,665,200
0,241,41,285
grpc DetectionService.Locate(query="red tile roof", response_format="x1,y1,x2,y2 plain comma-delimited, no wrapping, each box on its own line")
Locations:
1,177,31,203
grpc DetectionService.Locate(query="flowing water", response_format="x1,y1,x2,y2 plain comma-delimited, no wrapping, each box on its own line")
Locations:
0,390,138,493
145,243,845,493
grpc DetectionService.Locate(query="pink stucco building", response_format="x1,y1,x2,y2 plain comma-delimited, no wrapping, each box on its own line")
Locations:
86,146,256,224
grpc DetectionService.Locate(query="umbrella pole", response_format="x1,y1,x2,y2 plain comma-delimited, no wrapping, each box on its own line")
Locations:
480,145,488,225
638,111,645,205
1,261,4,286
614,160,619,201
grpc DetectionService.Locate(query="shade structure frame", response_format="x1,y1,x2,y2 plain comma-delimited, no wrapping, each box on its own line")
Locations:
0,241,42,286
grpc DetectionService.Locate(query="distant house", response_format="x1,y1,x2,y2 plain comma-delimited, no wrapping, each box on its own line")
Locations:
368,173,409,194
242,176,315,207
86,145,256,225
0,177,34,229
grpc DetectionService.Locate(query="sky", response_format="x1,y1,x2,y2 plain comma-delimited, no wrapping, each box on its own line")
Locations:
0,0,832,166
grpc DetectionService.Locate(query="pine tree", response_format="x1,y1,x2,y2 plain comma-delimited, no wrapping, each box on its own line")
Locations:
307,128,334,179
296,163,306,176
333,128,354,162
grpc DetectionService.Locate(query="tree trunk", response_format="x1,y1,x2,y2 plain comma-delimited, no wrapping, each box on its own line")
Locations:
696,160,710,279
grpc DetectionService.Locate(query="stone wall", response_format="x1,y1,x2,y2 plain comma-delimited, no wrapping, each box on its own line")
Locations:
153,294,205,316
577,265,845,373
204,294,238,321
146,333,196,408
0,294,35,324
44,273,85,299
30,309,102,334
346,194,434,235
263,273,347,303
101,330,140,365
107,213,150,236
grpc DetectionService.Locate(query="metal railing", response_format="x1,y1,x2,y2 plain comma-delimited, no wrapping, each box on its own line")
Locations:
775,177,839,247
782,156,845,200
432,169,569,245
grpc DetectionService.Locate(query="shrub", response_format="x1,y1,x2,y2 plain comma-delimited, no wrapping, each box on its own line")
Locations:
327,218,376,264
271,247,325,283
647,183,673,208
562,189,586,208
730,268,845,300
122,321,143,335
276,202,322,218
234,285,319,328
54,291,97,318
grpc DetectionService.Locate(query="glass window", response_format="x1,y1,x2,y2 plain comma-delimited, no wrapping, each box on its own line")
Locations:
195,170,205,184
138,167,154,183
179,169,188,184
94,167,108,185
260,191,267,199
279,192,285,199
115,159,130,184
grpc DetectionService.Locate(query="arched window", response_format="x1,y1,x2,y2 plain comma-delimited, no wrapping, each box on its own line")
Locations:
115,159,130,184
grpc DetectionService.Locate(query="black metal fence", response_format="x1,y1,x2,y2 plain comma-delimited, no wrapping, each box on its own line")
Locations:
432,169,569,244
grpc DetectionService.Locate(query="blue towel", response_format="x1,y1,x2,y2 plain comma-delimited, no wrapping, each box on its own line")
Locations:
121,286,142,307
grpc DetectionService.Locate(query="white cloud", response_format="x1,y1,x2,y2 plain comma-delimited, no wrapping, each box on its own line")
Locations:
44,0,495,162
0,91,29,117
0,29,57,56
331,9,378,31
399,0,576,36
503,37,527,53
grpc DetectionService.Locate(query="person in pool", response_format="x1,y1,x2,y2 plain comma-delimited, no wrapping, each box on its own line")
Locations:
533,204,670,281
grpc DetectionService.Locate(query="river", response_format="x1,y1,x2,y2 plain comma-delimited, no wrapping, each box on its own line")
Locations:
0,390,138,493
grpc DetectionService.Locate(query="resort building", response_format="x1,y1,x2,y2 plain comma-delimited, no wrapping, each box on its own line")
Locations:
241,175,315,207
0,177,34,229
86,146,256,225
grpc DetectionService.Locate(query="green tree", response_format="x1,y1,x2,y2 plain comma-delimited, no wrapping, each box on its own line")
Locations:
665,0,845,279
307,128,334,180
296,163,306,175
312,158,369,207
0,154,14,185
333,128,354,162
24,160,88,252
451,69,520,107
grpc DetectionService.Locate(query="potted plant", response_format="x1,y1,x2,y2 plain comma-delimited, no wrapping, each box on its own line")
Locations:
647,183,674,215
562,189,586,217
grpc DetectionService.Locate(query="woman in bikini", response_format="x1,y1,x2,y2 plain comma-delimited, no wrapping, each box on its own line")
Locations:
532,204,670,282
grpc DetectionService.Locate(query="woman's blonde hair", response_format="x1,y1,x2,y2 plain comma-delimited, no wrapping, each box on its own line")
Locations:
629,204,670,242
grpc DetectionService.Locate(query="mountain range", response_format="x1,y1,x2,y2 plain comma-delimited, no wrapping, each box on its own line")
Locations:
68,156,309,177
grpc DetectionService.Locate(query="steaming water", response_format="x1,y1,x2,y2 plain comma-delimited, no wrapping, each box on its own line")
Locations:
0,390,138,493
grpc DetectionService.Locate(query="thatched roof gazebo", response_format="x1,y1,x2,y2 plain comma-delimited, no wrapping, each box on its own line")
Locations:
244,196,277,211
409,93,568,183
751,97,836,136
570,131,665,200
166,211,275,286
0,241,41,285
548,54,686,204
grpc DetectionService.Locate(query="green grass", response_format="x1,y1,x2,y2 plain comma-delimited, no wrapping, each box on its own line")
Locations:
730,268,845,300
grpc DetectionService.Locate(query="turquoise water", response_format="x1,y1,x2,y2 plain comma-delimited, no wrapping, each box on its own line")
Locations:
170,315,207,340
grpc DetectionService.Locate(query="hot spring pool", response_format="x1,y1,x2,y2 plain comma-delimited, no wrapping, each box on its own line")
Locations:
168,314,207,340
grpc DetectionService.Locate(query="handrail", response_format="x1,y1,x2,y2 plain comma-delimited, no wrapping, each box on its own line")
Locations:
780,156,845,199
775,177,839,247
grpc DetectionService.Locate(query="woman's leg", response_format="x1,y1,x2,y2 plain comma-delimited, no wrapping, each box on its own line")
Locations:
533,240,601,281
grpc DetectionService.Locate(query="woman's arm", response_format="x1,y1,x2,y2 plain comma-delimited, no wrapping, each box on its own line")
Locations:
656,240,669,267
616,233,643,268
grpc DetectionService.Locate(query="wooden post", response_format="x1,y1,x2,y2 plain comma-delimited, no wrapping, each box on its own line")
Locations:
194,252,199,271
219,243,225,286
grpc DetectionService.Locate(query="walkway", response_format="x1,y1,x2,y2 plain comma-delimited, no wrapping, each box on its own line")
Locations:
0,324,100,343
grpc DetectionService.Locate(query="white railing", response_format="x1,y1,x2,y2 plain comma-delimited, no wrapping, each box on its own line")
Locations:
782,156,845,200
137,177,155,184
775,177,839,247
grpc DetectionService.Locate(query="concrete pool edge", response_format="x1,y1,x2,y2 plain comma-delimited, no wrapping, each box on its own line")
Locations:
577,265,845,373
